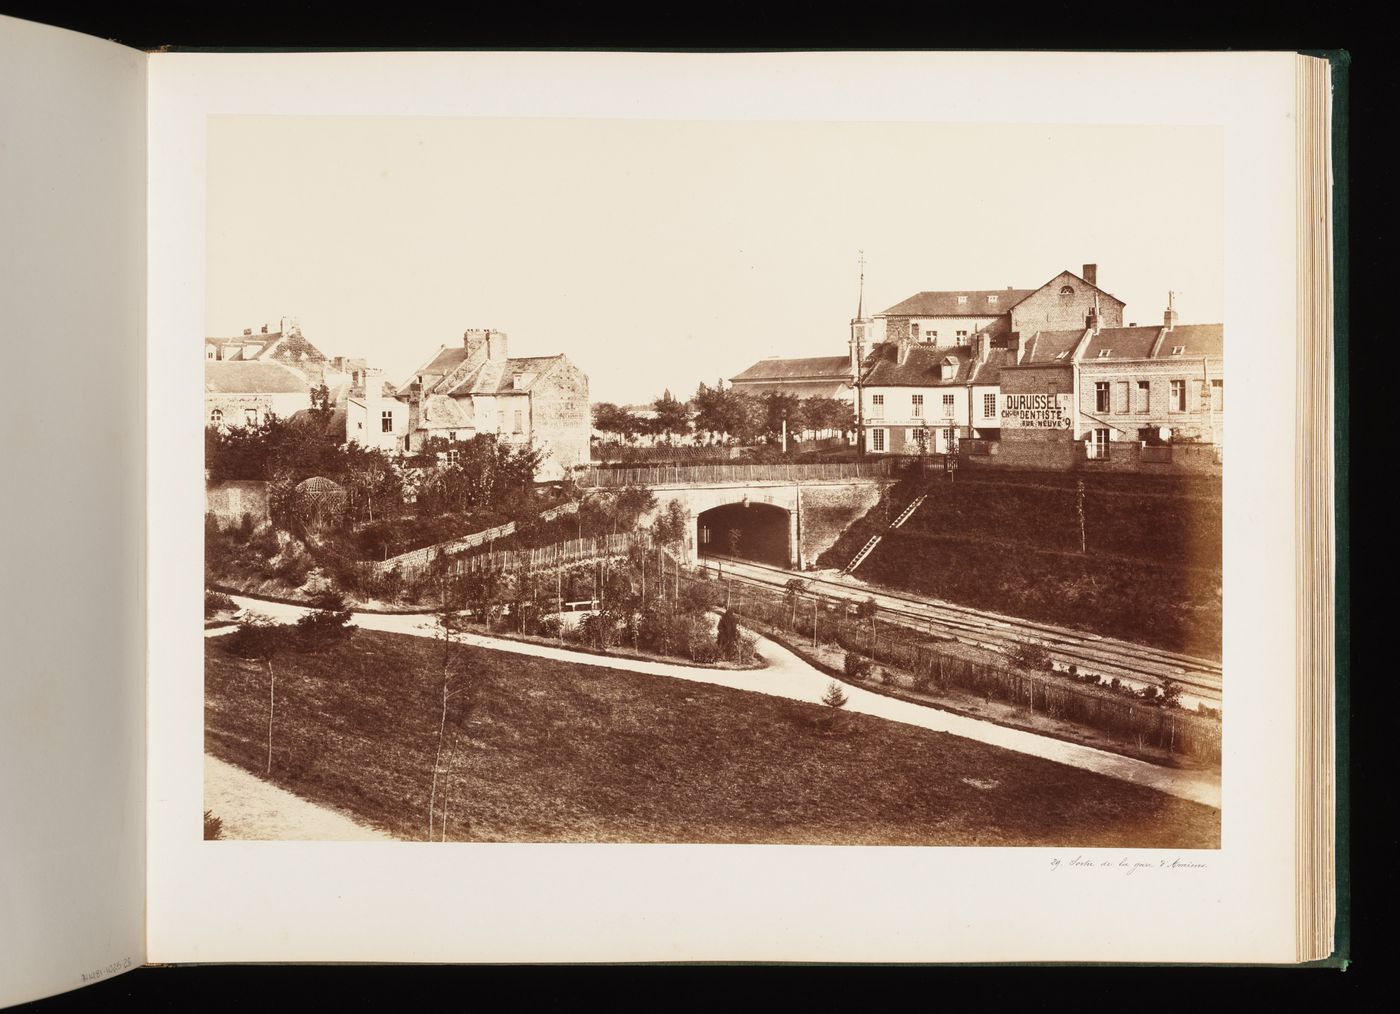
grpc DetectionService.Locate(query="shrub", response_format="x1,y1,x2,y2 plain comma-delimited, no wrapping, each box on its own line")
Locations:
1010,641,1053,672
690,641,722,664
307,588,348,611
224,616,289,660
683,580,724,614
293,606,355,652
578,612,614,649
203,810,224,841
729,633,757,666
843,652,872,680
204,590,237,618
822,680,849,709
538,615,564,639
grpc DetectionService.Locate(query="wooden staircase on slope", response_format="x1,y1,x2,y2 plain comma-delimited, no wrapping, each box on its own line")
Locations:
843,493,928,574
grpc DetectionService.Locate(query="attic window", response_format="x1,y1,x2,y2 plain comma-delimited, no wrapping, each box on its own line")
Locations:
1060,285,1075,296
1054,351,1069,360
1098,349,1112,358
987,294,998,303
956,295,968,304
1171,346,1185,355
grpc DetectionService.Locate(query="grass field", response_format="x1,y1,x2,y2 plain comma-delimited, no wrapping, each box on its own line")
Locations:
205,628,1220,847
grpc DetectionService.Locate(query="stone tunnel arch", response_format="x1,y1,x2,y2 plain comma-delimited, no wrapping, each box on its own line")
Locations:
695,500,793,568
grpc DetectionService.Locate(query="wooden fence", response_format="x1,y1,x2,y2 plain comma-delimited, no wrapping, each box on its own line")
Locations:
367,500,580,576
685,574,1222,763
579,460,896,488
357,531,646,595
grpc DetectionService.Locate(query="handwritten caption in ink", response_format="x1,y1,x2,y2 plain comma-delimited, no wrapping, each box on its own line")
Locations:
1049,856,1208,877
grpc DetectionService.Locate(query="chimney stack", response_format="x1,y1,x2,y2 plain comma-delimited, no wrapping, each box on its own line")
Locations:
486,329,509,362
242,328,252,336
260,324,269,334
1164,291,1179,330
1086,294,1102,334
1083,264,1098,286
896,335,915,366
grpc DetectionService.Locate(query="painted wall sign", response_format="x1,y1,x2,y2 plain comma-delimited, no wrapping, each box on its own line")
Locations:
1000,393,1074,429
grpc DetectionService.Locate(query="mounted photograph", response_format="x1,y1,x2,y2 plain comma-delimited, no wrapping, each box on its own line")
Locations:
201,115,1224,848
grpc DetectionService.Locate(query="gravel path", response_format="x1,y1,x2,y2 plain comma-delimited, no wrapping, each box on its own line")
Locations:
204,753,395,841
225,595,1221,809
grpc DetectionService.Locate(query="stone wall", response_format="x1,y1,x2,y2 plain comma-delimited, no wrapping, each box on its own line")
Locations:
531,356,590,481
205,480,269,529
798,481,889,567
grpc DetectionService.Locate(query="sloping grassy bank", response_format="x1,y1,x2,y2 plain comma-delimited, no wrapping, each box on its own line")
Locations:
206,628,1219,846
820,469,1221,658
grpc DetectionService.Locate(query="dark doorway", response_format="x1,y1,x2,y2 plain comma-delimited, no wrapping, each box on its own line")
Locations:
696,501,790,568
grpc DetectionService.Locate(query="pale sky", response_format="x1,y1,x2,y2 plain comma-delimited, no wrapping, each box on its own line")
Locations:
206,116,1223,405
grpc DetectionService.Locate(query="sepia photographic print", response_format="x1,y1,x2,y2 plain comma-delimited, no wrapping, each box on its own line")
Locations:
202,115,1224,849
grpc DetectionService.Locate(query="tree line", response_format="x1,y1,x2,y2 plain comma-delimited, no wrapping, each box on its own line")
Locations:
592,381,854,445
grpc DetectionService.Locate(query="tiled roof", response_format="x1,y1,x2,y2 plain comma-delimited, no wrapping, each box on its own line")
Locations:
261,330,327,365
860,343,975,387
1018,329,1088,364
204,360,310,394
879,289,1035,317
1080,326,1162,361
1152,323,1223,358
730,380,852,399
1081,323,1224,361
730,355,852,383
401,350,566,398
418,394,472,430
966,349,1018,386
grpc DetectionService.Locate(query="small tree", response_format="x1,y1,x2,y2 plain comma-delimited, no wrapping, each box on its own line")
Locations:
716,609,741,660
1160,678,1183,710
822,680,848,709
784,578,809,631
293,595,355,652
856,597,879,653
225,617,290,776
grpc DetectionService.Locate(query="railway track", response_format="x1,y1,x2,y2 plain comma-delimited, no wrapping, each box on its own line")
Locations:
700,555,1223,706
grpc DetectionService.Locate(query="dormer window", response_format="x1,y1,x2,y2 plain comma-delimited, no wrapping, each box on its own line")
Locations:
1098,349,1112,358
1054,351,1069,360
1060,285,1075,296
940,358,957,381
956,295,968,305
1171,346,1185,355
987,294,998,304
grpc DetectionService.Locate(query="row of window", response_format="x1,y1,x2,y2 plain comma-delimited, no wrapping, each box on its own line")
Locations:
869,392,997,418
909,324,971,344
867,427,957,453
209,408,259,427
1092,379,1223,415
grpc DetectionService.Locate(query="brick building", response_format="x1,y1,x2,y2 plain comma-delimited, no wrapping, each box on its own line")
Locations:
395,329,589,481
872,265,1124,349
996,295,1223,469
853,265,1123,455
